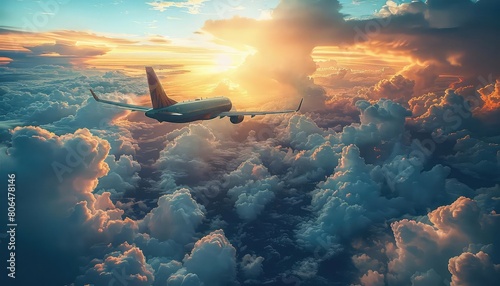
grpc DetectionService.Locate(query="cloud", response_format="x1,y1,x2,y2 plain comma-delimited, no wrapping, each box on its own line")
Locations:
410,269,442,286
399,64,439,95
409,88,475,136
360,270,385,286
183,230,237,286
358,0,500,78
296,144,378,254
140,189,205,244
2,2,500,282
167,272,202,286
444,135,500,182
0,29,132,67
478,79,500,112
240,254,265,279
203,0,500,114
28,40,110,57
76,243,155,286
0,126,112,284
148,259,183,286
376,150,452,213
385,196,500,285
0,65,146,158
202,0,348,111
147,0,208,14
368,74,415,103
292,257,319,280
340,99,411,148
96,154,141,194
448,251,500,286
225,156,282,221
154,124,221,186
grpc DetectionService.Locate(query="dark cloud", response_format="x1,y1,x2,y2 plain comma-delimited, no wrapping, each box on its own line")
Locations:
354,0,500,79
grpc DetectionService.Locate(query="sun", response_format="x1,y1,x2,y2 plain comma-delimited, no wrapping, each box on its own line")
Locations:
213,53,234,72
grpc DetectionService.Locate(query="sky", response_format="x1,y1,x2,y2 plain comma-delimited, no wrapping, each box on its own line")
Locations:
1,0,500,286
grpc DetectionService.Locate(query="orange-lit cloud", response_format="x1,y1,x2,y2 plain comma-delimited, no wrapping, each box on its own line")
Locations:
0,57,12,65
478,80,500,112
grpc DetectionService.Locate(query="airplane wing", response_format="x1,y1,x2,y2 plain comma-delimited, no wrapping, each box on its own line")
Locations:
90,89,151,112
219,98,303,118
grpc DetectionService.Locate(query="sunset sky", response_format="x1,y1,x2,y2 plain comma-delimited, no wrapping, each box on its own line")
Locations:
1,1,499,286
0,0,415,104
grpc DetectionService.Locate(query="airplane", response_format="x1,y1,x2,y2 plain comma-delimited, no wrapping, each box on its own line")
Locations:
90,67,303,124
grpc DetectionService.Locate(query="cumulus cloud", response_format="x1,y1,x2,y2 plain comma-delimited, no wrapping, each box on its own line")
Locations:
292,257,319,280
444,135,500,181
409,88,476,136
240,254,265,279
183,230,237,286
375,149,451,212
410,269,442,286
154,124,221,186
478,79,500,111
367,74,415,103
345,99,410,144
2,1,500,285
297,144,378,254
140,189,205,244
385,197,500,285
97,154,141,194
360,270,385,286
448,251,500,286
399,64,439,95
76,243,154,286
225,156,282,220
0,126,112,284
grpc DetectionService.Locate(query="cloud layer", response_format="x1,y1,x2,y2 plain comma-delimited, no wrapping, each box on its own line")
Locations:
1,1,500,285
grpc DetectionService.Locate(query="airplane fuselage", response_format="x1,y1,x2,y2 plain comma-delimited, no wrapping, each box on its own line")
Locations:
90,67,301,124
145,97,232,123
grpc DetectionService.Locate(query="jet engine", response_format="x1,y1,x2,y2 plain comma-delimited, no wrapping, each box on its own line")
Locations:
230,115,244,124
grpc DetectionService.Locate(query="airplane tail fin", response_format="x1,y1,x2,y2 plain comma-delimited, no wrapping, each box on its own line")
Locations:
145,67,177,109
